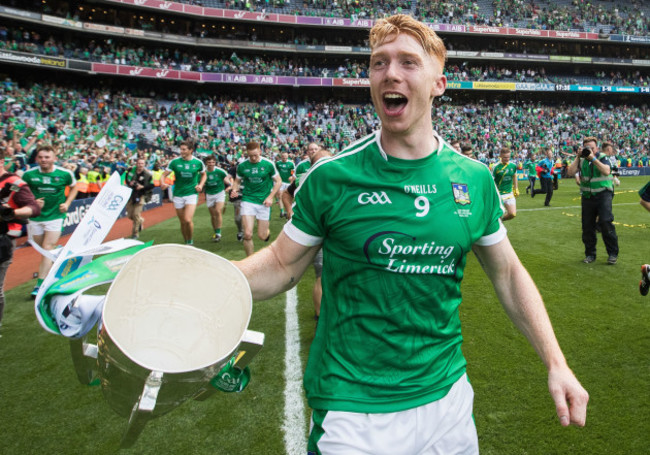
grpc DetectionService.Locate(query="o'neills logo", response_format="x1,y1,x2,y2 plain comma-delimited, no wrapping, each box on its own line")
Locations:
363,231,459,276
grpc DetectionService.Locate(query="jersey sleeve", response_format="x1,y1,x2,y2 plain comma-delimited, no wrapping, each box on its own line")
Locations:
283,164,327,247
474,170,507,246
65,167,77,188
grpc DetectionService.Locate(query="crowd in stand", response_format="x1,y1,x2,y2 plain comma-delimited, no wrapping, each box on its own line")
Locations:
17,0,650,37
2,27,650,87
177,0,650,36
1,80,649,195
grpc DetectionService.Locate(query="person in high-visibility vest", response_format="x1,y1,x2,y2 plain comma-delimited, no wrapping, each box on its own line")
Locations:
567,137,619,264
86,166,101,197
75,168,89,199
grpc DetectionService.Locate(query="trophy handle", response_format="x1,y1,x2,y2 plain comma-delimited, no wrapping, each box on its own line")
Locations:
193,329,265,401
233,330,265,370
120,370,164,449
69,337,99,385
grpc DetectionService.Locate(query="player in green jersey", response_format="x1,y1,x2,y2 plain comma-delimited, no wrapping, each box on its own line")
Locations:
275,150,295,218
234,15,588,454
294,142,320,187
524,152,537,194
23,145,77,297
204,155,232,242
230,142,281,256
160,141,206,245
493,147,519,221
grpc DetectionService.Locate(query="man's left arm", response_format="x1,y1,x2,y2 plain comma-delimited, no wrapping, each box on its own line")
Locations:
264,174,282,207
61,182,78,213
196,171,207,192
473,238,589,427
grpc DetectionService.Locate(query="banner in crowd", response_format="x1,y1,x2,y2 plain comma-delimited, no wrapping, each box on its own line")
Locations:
62,187,163,236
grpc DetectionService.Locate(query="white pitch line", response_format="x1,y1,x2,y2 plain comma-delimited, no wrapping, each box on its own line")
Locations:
283,287,307,455
518,202,640,212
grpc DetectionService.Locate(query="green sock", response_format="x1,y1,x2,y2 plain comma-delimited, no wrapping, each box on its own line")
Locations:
186,240,193,245
215,228,221,235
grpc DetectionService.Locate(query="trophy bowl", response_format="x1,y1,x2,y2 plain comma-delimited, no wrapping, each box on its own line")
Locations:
96,244,255,447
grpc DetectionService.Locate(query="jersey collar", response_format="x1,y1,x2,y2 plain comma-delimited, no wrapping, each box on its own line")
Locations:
375,129,445,161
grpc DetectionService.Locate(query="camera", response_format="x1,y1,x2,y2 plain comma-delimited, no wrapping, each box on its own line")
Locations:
580,147,592,158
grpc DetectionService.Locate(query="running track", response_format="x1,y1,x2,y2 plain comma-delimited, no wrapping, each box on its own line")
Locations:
6,200,179,291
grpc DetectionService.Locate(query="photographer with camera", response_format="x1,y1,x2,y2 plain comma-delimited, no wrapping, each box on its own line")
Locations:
124,158,154,239
567,137,619,265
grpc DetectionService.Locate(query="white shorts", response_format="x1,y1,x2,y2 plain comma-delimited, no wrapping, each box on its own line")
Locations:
500,193,516,206
173,194,198,209
280,182,290,192
206,191,226,208
308,373,478,455
28,218,64,236
241,201,270,221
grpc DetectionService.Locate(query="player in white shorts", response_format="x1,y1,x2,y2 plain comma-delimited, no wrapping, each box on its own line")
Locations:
160,141,206,245
23,145,77,296
230,141,281,256
204,155,232,242
493,147,519,221
234,14,588,455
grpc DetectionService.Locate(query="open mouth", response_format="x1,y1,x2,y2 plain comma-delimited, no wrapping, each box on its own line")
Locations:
383,93,408,115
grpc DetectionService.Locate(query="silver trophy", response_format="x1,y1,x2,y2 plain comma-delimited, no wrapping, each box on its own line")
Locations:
72,244,264,448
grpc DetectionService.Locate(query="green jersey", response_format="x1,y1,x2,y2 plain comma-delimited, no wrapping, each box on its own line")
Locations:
236,157,277,204
286,131,505,414
524,159,536,176
294,159,310,186
166,157,205,197
205,166,228,195
275,159,295,184
493,162,517,194
23,166,76,221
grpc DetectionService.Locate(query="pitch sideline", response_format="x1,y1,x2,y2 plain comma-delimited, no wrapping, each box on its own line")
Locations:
283,287,307,454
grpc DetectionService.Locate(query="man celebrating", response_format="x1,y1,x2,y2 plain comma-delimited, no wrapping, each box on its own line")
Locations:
493,147,519,221
230,142,281,256
234,14,588,454
23,145,77,297
161,141,206,245
567,137,619,264
204,155,232,242
124,158,154,239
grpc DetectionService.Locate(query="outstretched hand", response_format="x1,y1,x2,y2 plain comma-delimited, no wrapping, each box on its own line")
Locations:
548,366,589,427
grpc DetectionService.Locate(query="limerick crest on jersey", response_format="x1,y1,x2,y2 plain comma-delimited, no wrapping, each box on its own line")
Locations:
452,183,470,205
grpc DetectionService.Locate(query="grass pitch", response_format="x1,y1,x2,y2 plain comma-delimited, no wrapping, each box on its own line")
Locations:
0,176,648,454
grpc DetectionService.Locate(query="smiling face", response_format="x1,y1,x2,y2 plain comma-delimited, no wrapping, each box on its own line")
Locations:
179,144,193,160
37,149,56,172
369,33,446,139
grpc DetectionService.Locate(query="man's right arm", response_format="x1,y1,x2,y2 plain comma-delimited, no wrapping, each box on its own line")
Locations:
233,231,320,300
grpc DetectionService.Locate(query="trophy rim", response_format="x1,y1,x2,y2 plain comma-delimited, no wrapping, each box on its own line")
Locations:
101,244,253,374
